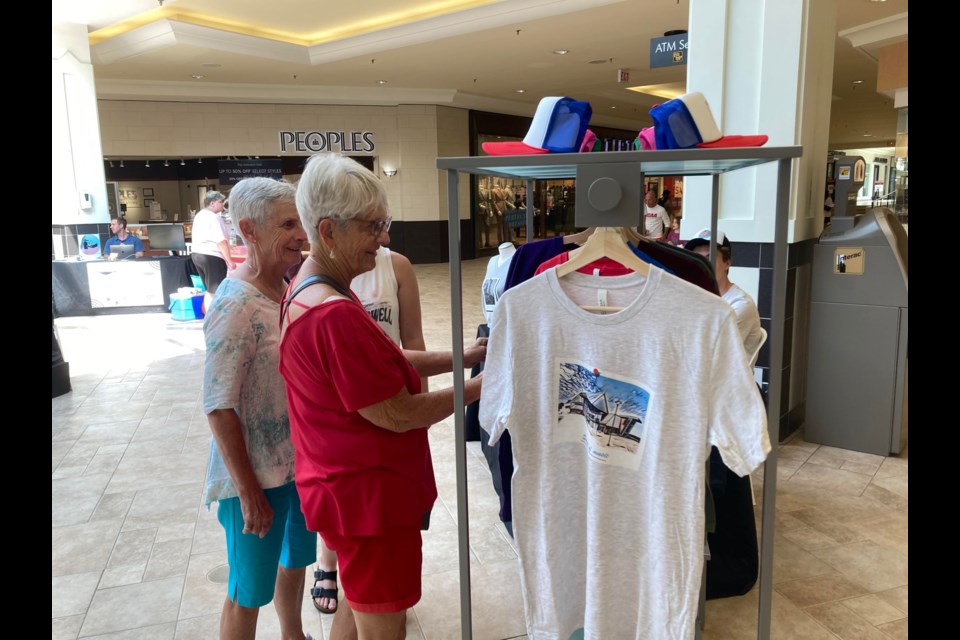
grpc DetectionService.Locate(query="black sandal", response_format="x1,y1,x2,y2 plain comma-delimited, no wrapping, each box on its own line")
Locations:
311,568,339,614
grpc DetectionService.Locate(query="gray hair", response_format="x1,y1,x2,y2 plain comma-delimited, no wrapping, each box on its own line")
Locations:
227,178,297,244
203,190,226,207
295,153,388,247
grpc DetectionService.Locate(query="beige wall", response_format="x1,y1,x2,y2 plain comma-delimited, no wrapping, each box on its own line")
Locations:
877,41,908,95
98,100,471,223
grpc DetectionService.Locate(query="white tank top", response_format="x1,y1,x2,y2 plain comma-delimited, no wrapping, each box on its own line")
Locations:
351,247,401,346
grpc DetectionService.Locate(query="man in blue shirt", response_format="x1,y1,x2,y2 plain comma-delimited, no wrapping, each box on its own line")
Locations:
103,217,145,258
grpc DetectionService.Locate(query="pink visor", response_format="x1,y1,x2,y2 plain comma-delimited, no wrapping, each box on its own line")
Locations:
696,134,769,149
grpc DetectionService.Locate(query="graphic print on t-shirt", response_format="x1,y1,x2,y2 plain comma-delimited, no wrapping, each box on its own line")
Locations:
363,301,393,327
482,277,501,309
556,359,650,469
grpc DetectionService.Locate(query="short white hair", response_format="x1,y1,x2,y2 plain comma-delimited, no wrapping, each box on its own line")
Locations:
227,178,296,244
295,153,388,247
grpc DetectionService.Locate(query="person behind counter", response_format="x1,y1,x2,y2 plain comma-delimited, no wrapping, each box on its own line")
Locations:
192,190,237,312
102,216,144,258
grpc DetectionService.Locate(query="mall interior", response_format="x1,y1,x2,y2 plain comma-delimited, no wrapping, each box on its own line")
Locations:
52,2,908,639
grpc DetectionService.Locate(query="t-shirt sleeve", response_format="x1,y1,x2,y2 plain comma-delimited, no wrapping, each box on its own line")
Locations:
320,303,413,412
478,296,515,445
132,236,145,252
726,296,753,355
203,292,256,414
706,312,771,476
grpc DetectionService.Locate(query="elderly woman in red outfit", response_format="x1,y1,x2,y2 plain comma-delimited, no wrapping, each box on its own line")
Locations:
278,152,485,640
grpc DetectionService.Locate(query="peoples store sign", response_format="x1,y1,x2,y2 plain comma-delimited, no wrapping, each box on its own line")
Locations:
279,130,375,153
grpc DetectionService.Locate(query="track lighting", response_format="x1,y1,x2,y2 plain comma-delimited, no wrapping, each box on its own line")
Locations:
109,160,114,168
180,159,186,166
120,160,124,168
145,160,150,167
164,159,170,167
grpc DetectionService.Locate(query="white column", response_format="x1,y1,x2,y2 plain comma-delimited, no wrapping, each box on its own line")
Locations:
683,0,837,243
52,23,109,224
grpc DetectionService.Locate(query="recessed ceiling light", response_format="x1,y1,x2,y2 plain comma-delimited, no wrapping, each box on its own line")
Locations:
377,80,387,84
553,49,569,55
851,79,863,84
588,59,608,65
515,89,526,93
200,63,221,68
191,74,205,80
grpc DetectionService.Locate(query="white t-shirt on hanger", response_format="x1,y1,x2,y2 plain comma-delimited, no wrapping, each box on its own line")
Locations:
479,268,770,640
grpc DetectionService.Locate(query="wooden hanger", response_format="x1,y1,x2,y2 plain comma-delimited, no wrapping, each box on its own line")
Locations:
562,226,596,246
621,226,646,244
556,227,651,313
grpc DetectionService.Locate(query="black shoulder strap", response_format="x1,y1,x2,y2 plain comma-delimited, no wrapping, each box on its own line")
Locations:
280,274,354,330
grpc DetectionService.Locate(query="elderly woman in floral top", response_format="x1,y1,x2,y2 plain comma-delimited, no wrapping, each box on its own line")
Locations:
201,177,317,640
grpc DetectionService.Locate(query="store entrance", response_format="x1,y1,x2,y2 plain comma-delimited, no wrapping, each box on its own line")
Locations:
474,176,578,253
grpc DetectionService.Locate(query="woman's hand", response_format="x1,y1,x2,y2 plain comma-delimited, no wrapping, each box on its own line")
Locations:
463,337,488,368
465,371,483,405
239,488,274,538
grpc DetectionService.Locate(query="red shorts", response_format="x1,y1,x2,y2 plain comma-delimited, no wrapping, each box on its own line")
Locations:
321,527,422,613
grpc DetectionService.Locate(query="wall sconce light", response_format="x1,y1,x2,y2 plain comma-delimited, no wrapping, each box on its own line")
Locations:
120,160,124,168
145,160,151,167
180,159,186,166
382,167,398,177
163,159,170,167
108,160,114,168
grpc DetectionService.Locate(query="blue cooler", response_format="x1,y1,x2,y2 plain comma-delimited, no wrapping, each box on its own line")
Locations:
169,292,204,321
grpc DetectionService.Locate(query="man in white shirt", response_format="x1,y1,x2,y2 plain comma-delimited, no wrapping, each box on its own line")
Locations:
685,229,764,361
643,190,671,240
191,190,236,310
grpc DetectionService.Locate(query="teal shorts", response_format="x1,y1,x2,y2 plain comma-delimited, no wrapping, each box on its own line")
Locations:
217,482,317,608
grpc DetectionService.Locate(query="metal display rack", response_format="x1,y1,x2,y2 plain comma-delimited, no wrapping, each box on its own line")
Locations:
437,146,802,640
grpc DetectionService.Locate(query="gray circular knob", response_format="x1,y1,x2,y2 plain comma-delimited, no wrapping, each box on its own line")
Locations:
587,177,622,212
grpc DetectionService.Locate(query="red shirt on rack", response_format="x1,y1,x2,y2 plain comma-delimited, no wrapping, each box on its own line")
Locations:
534,254,634,277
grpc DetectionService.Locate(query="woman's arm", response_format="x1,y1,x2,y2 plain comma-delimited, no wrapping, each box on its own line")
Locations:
218,239,237,271
392,251,428,390
358,374,483,433
403,338,486,377
206,408,273,537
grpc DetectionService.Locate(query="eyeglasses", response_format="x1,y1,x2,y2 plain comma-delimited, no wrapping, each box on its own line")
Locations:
356,216,392,237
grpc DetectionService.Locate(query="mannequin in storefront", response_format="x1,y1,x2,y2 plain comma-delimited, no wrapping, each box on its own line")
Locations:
478,183,495,248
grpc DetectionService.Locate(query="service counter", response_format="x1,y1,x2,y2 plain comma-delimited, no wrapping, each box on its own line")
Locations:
52,256,198,317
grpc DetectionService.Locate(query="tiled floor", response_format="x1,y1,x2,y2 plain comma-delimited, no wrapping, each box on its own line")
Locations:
53,257,907,639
